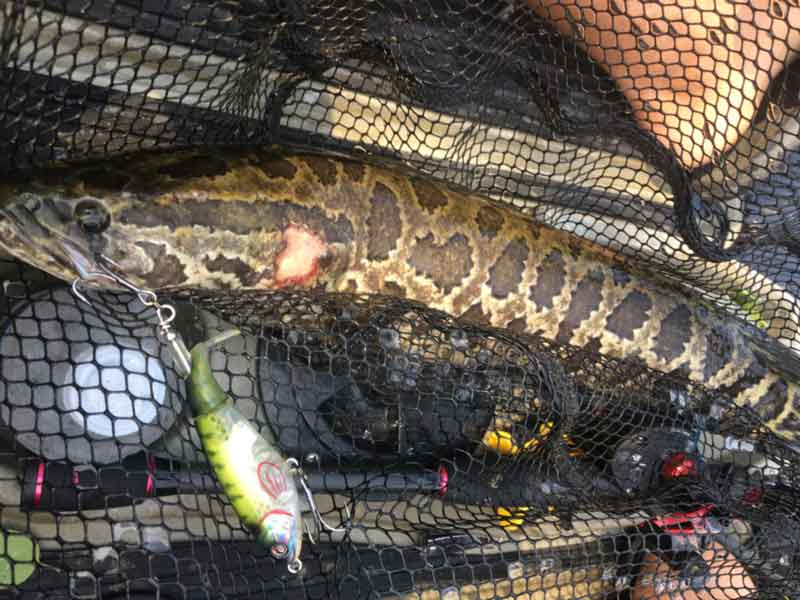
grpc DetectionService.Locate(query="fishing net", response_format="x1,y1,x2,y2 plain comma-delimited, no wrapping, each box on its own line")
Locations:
3,0,800,352
1,255,800,599
3,0,800,599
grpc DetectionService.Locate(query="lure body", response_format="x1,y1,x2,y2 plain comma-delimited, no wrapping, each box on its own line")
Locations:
188,332,303,571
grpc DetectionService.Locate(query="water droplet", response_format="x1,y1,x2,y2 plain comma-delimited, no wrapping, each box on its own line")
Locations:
441,586,459,600
449,329,469,351
709,403,723,420
539,557,555,573
339,303,359,320
379,328,400,350
388,355,408,372
455,386,471,402
507,561,525,579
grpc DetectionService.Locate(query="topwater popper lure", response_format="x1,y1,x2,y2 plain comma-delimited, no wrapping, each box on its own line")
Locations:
187,329,305,573
70,259,306,574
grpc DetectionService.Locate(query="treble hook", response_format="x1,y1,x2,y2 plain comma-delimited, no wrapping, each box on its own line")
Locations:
71,254,176,330
70,252,140,300
94,255,160,306
287,458,350,544
71,272,119,306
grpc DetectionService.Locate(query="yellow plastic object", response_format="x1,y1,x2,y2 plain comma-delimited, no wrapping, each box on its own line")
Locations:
496,505,560,530
482,430,519,455
496,506,530,529
482,421,555,456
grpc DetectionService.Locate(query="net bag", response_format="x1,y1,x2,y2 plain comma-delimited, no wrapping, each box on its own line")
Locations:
3,0,800,349
0,257,799,599
2,1,800,600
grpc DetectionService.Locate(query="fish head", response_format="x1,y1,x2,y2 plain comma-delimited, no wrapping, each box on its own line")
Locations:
0,150,347,292
0,189,185,291
0,192,100,280
0,189,140,285
259,508,303,569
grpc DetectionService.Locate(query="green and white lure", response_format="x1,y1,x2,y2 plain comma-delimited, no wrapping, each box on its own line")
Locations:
187,329,305,573
71,258,319,574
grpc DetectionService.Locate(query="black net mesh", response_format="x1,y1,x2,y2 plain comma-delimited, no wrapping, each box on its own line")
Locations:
1,256,800,599
4,0,800,346
3,1,800,599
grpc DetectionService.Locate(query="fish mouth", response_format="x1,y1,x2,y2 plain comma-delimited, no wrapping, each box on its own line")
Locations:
0,192,107,285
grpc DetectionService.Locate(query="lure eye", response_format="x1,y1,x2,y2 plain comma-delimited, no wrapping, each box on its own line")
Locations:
271,543,289,559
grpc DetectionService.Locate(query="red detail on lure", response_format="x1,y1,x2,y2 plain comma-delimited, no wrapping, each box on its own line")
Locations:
258,508,294,525
273,224,328,288
258,460,289,499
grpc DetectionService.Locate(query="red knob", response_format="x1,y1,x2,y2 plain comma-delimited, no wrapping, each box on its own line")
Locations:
661,453,697,479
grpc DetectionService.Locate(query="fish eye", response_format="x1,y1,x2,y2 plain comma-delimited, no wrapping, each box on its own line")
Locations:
271,543,289,559
73,199,110,235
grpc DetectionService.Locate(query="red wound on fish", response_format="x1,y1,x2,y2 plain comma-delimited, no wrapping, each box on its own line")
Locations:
273,224,328,288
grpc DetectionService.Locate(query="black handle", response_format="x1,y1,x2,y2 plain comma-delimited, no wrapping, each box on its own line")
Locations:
305,467,446,500
21,459,448,512
21,461,159,511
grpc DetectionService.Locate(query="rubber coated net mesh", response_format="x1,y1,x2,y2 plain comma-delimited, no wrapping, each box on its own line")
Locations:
3,1,800,599
4,0,800,351
1,256,800,599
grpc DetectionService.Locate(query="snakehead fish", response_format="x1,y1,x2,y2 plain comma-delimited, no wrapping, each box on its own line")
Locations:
0,146,798,440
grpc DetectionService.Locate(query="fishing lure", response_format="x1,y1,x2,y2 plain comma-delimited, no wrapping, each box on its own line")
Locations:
71,259,307,574
188,329,305,573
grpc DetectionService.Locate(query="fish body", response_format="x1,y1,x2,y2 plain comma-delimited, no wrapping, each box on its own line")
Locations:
1,146,799,439
188,332,303,570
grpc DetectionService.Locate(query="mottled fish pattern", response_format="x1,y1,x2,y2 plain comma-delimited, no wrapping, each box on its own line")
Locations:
0,147,798,439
